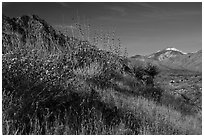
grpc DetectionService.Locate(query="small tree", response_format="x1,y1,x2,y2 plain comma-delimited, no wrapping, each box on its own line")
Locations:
145,63,159,79
133,64,159,86
133,65,146,85
144,63,159,86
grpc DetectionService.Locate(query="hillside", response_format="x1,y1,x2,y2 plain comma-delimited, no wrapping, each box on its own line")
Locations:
2,15,202,135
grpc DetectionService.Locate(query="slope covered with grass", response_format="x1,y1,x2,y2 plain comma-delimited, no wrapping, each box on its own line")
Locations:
2,15,201,135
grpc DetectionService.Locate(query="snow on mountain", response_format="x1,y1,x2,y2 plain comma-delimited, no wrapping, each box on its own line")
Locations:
165,47,187,54
130,47,202,72
147,47,185,61
161,49,202,72
154,47,186,55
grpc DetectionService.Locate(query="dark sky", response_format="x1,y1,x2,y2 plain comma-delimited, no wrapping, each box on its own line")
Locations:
3,2,202,56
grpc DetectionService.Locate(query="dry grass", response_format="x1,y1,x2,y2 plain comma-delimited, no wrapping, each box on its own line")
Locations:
100,88,202,135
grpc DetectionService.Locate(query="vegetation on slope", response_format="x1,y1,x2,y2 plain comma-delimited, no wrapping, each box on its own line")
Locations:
2,15,202,135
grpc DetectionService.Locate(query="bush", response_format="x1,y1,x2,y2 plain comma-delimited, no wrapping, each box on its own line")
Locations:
133,63,159,86
145,63,159,79
133,66,145,80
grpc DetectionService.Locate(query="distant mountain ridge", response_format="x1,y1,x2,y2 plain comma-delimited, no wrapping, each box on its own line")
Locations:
130,47,202,72
147,47,186,61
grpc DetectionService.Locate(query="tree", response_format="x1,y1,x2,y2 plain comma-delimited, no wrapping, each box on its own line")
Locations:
144,63,159,86
145,63,159,79
133,63,160,87
133,65,145,81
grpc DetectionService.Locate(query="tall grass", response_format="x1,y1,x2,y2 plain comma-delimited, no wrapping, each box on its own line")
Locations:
100,88,202,135
55,16,128,58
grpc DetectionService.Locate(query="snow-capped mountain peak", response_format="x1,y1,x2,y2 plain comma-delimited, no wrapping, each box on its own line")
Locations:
147,47,186,61
165,47,187,54
166,47,180,51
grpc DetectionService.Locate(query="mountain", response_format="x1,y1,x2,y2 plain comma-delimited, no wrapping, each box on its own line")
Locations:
161,50,202,72
147,47,186,61
130,48,202,72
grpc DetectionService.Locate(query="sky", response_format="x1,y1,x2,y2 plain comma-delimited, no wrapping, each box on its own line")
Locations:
2,2,202,56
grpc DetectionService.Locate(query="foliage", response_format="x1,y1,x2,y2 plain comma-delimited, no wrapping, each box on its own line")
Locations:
133,63,159,86
145,63,160,79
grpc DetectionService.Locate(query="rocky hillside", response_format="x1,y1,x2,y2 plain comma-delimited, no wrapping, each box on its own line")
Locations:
2,14,129,69
2,14,62,53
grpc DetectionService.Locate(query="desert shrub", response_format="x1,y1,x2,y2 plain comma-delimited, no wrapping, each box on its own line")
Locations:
133,66,145,79
133,63,159,86
145,63,159,79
